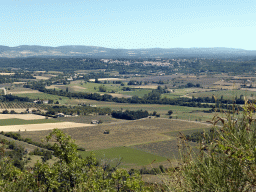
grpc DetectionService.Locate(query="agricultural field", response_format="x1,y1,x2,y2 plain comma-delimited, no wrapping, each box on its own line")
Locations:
13,92,70,104
79,147,167,167
189,89,256,100
131,127,212,159
0,121,92,132
0,102,45,113
19,118,211,167
0,118,58,126
0,114,47,120
58,115,123,124
63,99,212,121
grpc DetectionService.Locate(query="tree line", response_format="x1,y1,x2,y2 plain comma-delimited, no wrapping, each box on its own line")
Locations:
111,110,149,120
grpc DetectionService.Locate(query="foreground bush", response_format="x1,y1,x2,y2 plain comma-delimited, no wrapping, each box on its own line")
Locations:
170,102,256,191
0,129,146,191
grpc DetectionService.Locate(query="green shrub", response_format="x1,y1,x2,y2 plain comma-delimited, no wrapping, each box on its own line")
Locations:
170,102,256,191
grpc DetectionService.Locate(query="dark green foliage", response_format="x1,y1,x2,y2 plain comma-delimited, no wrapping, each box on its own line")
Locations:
98,85,106,92
172,103,256,191
0,129,147,191
112,110,149,120
168,110,173,115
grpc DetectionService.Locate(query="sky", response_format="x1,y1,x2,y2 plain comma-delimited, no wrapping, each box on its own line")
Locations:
1,0,256,50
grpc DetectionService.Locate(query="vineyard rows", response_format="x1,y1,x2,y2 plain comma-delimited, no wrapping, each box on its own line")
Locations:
0,102,43,109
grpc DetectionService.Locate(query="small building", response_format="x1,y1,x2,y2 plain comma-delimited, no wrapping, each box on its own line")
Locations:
56,113,65,117
0,87,6,95
91,120,99,124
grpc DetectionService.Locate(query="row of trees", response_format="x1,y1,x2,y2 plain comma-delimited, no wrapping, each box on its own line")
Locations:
45,105,112,116
25,81,247,111
111,110,149,120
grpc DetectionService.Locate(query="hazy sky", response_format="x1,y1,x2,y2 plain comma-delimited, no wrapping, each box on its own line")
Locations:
1,0,256,50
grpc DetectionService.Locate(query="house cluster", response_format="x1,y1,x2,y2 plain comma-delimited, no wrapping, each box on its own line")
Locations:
67,74,84,81
77,103,97,107
56,113,78,118
33,100,49,104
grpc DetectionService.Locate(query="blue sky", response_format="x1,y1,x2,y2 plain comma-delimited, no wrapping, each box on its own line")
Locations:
1,0,256,50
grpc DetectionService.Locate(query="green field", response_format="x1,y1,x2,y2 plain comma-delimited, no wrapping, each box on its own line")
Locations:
70,81,124,93
121,89,152,97
190,89,256,100
14,91,214,121
79,146,167,167
14,92,70,104
0,118,59,126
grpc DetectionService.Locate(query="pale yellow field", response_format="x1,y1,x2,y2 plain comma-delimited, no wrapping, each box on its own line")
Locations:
71,85,87,90
0,73,15,75
0,114,46,120
133,85,158,89
0,122,93,132
13,82,26,85
34,76,51,80
9,90,40,94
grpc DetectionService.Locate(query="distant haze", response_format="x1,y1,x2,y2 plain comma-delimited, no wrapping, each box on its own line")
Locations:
0,45,256,59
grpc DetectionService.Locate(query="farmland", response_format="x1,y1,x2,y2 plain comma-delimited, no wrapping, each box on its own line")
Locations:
18,118,211,167
0,59,253,175
13,92,71,104
79,147,167,167
0,118,58,126
189,89,256,100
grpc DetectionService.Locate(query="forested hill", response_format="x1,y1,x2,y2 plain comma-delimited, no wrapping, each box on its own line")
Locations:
1,57,256,74
1,45,256,59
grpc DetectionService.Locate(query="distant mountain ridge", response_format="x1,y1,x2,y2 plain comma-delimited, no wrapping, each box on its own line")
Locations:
0,45,256,59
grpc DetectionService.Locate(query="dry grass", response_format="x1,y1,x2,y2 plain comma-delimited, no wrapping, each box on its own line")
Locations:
34,76,51,80
0,73,15,75
0,114,46,120
9,90,40,94
133,85,158,89
1,122,93,132
20,118,210,151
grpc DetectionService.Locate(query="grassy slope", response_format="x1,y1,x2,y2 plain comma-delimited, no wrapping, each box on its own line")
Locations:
79,146,167,167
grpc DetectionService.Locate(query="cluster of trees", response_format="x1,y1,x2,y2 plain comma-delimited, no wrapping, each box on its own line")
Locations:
0,131,86,154
127,80,142,85
129,165,167,175
0,95,33,102
1,57,256,75
0,138,27,171
24,81,216,108
0,72,35,84
45,105,111,116
29,148,53,162
23,80,248,111
174,103,256,191
186,82,200,88
111,110,149,120
1,131,54,151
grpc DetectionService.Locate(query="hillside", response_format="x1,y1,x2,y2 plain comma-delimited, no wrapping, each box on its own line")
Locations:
1,45,256,59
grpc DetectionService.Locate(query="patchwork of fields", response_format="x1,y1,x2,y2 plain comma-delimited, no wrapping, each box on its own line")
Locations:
0,114,93,132
0,77,236,168
17,118,211,167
